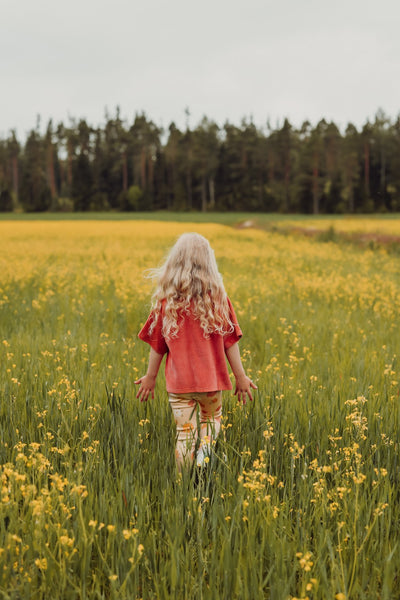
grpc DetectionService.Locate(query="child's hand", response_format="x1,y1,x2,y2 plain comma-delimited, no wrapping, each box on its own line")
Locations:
135,374,157,402
234,375,257,404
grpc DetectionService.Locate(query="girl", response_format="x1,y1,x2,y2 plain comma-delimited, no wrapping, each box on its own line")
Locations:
135,232,256,470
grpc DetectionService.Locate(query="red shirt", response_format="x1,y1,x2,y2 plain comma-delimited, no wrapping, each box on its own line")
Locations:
138,297,242,393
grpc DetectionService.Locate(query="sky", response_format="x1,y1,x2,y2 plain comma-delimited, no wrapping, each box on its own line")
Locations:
1,0,399,141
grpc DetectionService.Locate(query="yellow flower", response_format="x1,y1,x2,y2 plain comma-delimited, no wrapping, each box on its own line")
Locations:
296,551,313,571
59,536,74,547
352,473,366,485
35,558,48,570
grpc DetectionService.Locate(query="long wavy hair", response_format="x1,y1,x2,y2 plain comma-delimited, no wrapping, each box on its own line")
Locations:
148,233,234,340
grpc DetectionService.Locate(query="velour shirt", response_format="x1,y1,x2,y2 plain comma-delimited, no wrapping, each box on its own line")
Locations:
138,297,242,393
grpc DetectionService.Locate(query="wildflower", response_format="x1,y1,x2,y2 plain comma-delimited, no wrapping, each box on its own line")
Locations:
71,484,87,496
374,467,387,477
30,499,45,516
352,473,366,485
35,558,48,570
307,578,318,591
59,535,74,547
296,551,313,571
263,422,274,440
374,503,389,517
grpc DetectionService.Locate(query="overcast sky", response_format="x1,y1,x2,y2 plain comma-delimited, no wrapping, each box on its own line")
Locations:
1,0,399,140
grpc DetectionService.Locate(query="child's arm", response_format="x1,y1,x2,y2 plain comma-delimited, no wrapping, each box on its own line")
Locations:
135,347,164,402
225,342,257,404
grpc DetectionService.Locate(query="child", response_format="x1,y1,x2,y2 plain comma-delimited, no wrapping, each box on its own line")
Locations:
135,232,256,470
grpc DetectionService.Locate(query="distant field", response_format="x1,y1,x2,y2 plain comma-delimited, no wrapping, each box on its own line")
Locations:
2,210,400,237
1,220,399,598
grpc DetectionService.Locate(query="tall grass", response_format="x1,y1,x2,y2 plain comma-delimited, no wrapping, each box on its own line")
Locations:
0,220,399,599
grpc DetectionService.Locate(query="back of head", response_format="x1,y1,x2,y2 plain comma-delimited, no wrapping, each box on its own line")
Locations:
151,233,232,338
161,232,222,299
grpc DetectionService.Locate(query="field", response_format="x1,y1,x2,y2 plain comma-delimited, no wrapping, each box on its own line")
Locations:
0,217,399,599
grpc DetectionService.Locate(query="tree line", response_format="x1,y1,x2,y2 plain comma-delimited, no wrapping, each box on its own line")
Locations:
1,109,399,213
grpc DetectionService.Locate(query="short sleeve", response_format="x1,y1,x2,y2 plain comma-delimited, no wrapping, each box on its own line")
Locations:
138,310,169,355
223,297,243,349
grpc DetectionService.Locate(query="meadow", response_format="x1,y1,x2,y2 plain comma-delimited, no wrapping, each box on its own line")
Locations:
0,217,399,599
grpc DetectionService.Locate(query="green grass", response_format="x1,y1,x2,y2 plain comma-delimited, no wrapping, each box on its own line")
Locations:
0,221,399,599
2,210,400,223
1,210,257,223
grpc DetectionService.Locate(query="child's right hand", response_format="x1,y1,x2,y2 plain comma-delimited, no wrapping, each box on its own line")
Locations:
135,374,157,402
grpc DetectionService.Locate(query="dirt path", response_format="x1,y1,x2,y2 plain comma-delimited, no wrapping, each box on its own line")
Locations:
235,219,400,249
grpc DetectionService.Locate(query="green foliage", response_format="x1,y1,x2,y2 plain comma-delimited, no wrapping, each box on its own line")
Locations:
0,189,13,211
72,153,94,211
120,185,144,211
2,110,400,214
19,130,52,212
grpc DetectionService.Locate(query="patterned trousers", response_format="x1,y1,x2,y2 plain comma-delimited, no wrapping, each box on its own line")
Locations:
168,391,222,470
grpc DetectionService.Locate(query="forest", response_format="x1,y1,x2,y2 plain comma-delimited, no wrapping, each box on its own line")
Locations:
1,108,399,214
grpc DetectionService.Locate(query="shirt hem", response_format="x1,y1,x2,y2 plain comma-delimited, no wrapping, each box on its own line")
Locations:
224,334,242,349
166,385,233,394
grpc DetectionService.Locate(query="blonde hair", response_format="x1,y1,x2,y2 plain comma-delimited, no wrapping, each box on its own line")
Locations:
149,233,233,339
